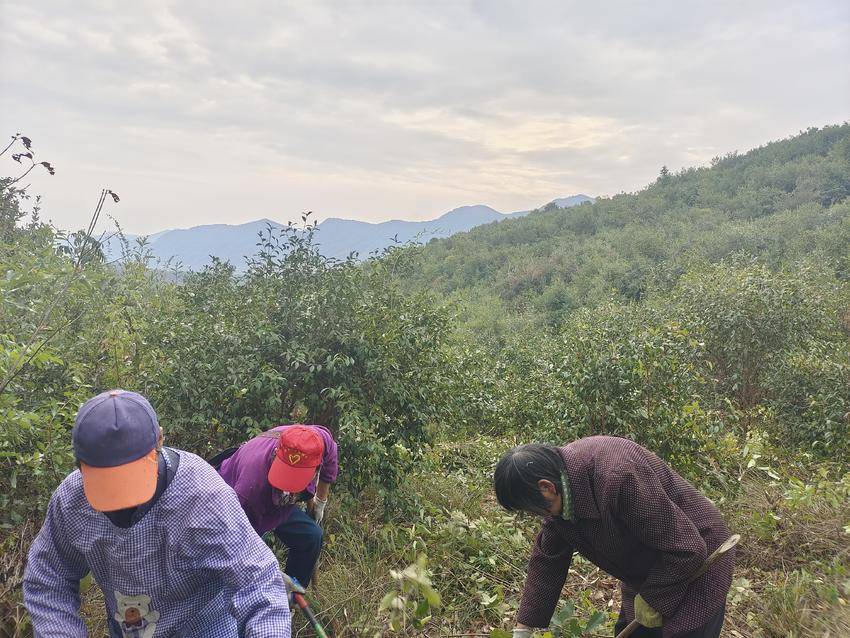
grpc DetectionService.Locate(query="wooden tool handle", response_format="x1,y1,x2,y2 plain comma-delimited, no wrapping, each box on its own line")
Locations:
616,618,643,638
614,534,740,638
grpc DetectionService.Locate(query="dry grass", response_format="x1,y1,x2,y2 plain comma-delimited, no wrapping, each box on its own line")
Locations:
727,475,850,572
723,563,850,638
0,520,36,638
720,468,850,637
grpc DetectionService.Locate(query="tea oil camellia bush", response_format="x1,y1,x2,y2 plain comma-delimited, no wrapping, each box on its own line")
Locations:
146,221,455,493
766,341,850,458
664,259,850,456
551,304,714,470
666,259,843,413
445,303,721,477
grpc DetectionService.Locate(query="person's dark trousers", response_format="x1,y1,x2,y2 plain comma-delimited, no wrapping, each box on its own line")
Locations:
613,604,725,638
274,507,323,586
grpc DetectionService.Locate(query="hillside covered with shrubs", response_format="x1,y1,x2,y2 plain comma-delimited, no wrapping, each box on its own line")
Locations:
405,124,850,334
1,125,849,637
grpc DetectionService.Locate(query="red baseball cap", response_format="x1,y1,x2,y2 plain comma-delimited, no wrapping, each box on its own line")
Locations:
268,425,325,492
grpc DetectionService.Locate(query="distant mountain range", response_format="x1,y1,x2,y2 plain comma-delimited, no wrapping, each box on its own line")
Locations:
104,195,593,270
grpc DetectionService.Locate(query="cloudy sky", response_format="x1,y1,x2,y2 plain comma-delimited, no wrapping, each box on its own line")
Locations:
1,1,848,234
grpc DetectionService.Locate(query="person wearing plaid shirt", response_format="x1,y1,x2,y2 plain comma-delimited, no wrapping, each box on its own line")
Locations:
23,390,292,638
495,436,734,638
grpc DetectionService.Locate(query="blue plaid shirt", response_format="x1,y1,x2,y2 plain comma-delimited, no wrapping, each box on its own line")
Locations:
24,450,291,637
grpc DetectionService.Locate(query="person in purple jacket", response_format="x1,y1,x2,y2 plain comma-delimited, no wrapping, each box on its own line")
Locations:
494,437,734,638
217,424,339,588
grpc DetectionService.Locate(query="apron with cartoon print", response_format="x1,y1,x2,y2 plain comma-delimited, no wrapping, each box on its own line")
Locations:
76,451,239,638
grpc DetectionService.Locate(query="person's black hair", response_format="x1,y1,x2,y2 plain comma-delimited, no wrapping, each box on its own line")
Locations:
493,443,564,514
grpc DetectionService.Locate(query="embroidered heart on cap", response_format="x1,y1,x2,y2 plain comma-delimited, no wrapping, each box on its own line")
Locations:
268,425,325,493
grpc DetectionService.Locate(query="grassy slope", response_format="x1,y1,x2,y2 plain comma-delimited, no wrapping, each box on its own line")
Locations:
307,437,850,637
74,448,848,637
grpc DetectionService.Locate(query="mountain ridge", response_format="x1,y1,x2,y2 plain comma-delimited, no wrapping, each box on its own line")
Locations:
105,195,594,269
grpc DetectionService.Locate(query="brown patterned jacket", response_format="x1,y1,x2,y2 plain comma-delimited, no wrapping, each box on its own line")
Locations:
516,436,734,637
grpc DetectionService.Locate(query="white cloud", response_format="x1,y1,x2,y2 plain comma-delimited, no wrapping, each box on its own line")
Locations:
1,0,848,234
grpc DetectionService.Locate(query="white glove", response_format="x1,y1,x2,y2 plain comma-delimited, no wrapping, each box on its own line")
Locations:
312,495,328,525
513,628,533,638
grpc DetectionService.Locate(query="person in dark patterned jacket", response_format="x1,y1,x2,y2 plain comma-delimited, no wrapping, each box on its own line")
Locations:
494,436,735,638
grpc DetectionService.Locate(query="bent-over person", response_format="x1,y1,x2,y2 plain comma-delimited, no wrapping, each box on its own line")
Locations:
217,424,338,588
495,436,734,638
24,389,291,638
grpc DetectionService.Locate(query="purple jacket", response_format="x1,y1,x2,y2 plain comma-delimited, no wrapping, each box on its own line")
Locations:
517,436,734,638
218,425,339,535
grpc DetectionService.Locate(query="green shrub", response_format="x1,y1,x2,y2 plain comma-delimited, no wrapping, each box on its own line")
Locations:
546,304,715,472
145,223,454,493
767,341,850,457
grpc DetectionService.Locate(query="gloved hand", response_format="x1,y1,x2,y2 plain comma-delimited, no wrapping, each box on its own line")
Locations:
634,594,663,628
281,573,306,598
512,628,533,638
311,495,328,525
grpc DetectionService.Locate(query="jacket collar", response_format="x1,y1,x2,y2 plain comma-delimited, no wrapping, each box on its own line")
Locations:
559,444,602,521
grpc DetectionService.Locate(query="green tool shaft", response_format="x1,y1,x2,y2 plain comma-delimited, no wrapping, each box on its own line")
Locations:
294,592,329,638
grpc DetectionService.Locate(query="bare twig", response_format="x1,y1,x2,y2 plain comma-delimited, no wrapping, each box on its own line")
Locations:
0,133,29,157
5,135,54,184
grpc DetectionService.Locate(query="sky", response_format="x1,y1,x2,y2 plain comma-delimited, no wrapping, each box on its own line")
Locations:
1,0,848,235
